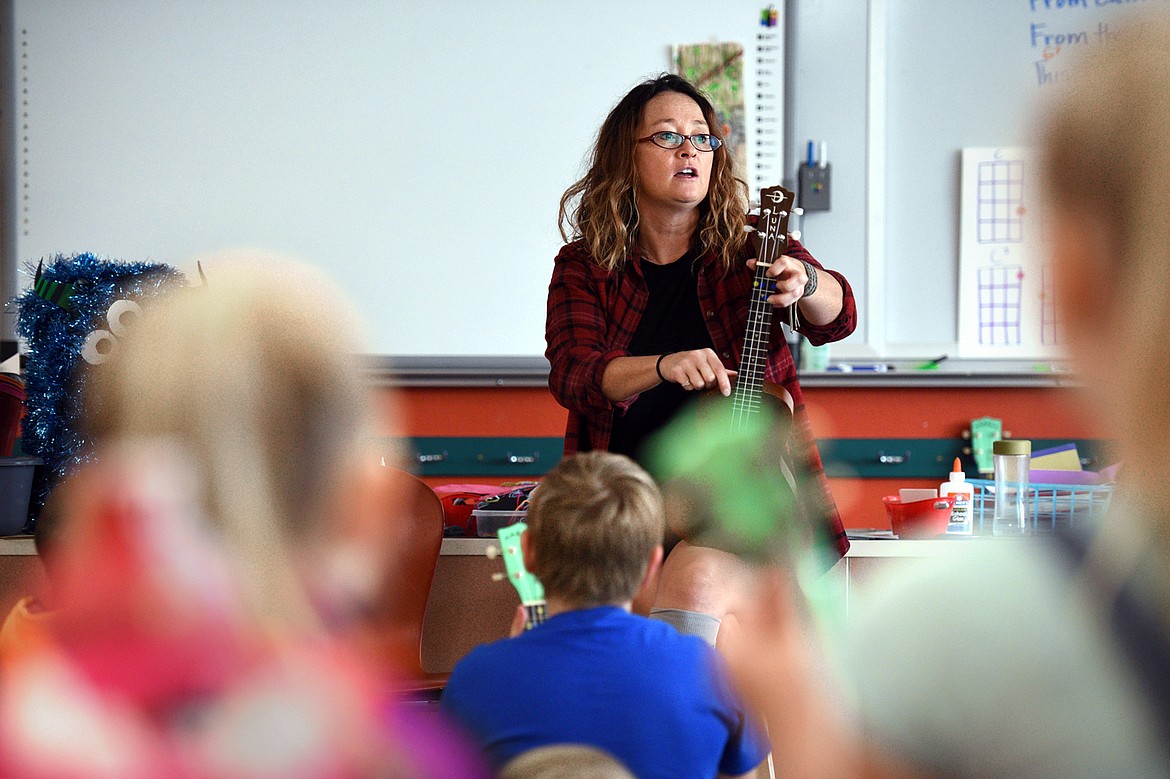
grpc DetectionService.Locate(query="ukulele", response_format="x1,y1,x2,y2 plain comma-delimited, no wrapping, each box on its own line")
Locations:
731,184,801,431
665,186,807,562
492,522,546,631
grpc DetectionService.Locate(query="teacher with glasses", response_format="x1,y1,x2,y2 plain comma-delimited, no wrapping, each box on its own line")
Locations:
545,74,857,634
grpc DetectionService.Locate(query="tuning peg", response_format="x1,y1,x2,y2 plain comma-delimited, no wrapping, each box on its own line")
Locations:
789,230,802,241
491,573,505,582
742,224,758,233
792,206,805,217
748,199,760,210
485,545,500,560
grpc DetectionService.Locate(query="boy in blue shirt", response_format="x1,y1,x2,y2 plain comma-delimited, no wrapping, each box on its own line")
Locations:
440,451,769,778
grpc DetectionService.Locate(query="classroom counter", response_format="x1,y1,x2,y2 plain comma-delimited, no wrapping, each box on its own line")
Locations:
420,535,982,673
0,534,996,676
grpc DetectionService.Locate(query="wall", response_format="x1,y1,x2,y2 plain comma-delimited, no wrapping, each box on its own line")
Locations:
787,0,871,350
388,380,1105,530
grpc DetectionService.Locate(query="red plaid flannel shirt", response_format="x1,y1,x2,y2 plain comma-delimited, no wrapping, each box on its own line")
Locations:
545,237,857,559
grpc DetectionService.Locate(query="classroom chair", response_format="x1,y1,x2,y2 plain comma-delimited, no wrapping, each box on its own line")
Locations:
369,468,449,701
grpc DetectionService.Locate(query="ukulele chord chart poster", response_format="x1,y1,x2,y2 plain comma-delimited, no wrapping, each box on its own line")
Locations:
958,147,1060,359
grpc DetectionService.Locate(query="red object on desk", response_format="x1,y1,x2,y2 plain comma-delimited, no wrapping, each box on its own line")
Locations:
434,484,516,537
883,494,955,538
0,376,25,457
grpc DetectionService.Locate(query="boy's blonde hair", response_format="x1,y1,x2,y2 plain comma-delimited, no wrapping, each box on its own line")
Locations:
526,452,663,607
500,744,635,779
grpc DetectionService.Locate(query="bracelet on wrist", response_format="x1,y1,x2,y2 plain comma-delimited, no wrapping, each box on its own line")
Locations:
800,260,818,298
655,352,675,383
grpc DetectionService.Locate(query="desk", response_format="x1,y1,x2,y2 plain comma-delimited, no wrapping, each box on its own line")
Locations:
420,536,980,674
0,534,980,673
0,536,44,619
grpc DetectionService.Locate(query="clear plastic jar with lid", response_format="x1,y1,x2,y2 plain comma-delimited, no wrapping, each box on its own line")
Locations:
992,439,1031,536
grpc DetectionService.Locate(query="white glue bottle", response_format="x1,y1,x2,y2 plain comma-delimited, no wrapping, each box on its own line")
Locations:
940,457,974,535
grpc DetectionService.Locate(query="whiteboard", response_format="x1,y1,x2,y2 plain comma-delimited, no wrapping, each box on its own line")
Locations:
8,0,784,364
880,0,1167,354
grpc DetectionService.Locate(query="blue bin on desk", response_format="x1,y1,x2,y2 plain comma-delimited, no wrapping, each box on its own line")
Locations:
0,456,41,536
969,477,1114,534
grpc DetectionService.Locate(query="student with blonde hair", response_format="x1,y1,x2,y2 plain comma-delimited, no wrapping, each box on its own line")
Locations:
0,257,487,778
441,451,768,778
80,257,382,631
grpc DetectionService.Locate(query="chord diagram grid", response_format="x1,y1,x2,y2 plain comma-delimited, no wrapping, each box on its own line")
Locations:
977,160,1025,244
977,265,1024,346
1040,263,1061,346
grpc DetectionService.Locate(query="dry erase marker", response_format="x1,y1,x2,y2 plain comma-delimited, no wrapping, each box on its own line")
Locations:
914,355,948,371
827,363,892,373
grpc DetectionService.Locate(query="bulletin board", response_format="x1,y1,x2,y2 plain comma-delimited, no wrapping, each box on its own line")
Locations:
5,0,786,371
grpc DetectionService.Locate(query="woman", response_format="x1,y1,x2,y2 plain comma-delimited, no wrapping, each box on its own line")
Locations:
545,75,856,594
721,9,1170,777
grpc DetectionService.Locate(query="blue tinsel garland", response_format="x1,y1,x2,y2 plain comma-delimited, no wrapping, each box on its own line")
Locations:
15,252,188,524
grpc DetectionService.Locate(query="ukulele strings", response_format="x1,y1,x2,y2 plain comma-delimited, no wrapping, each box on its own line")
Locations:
528,602,547,630
733,202,784,430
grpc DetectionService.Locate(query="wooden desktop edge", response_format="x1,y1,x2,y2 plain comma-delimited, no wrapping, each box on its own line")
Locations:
0,535,994,559
440,537,979,558
0,537,36,556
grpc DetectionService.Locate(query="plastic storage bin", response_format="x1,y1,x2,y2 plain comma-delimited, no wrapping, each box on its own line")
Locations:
0,456,40,535
969,478,1113,534
471,508,528,538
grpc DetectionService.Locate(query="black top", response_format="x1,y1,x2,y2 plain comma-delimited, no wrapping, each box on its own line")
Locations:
608,251,714,464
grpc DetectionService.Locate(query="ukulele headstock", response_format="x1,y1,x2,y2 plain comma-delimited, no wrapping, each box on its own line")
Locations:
750,185,798,264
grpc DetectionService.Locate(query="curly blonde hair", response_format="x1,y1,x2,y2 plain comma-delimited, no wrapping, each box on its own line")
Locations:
558,74,748,272
84,256,375,631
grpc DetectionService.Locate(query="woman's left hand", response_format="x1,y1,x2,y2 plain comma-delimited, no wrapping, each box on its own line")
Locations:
747,255,807,309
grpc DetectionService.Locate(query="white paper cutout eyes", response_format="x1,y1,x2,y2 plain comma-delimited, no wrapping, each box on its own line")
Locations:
81,299,143,365
105,299,141,336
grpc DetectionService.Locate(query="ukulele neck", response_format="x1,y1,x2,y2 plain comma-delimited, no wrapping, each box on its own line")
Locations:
731,186,794,430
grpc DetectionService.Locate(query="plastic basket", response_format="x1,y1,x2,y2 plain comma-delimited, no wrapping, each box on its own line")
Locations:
969,478,1114,534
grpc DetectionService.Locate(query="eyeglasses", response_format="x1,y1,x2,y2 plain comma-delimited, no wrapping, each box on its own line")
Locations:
637,131,723,152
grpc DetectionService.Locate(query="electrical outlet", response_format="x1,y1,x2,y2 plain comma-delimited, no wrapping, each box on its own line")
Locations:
798,163,831,211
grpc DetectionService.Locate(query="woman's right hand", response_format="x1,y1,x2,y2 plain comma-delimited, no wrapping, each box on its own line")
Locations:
658,349,736,396
601,350,736,403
